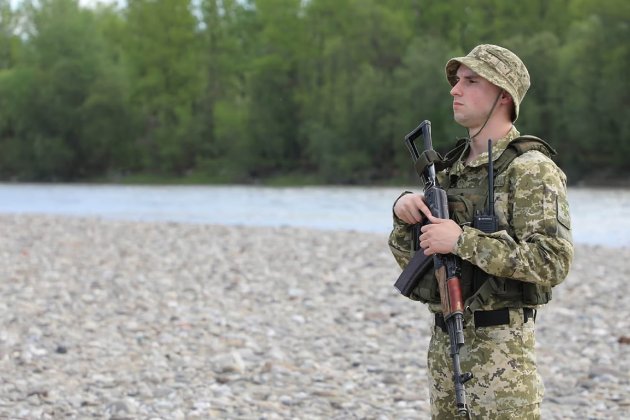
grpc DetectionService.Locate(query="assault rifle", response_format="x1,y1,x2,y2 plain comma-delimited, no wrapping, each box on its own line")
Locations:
394,120,472,416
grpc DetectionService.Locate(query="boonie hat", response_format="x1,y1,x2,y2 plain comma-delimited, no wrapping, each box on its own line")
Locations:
445,44,530,122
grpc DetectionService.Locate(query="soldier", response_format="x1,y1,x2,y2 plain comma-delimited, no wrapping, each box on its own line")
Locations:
388,44,574,419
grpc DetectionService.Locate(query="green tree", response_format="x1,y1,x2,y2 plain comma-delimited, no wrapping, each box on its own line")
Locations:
553,10,629,180
0,0,21,69
237,0,305,179
299,0,415,182
125,0,203,174
388,35,459,181
0,0,627,184
0,0,135,180
196,0,261,181
503,32,561,142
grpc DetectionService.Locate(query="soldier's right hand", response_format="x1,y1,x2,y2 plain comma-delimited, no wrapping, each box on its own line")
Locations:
393,193,431,225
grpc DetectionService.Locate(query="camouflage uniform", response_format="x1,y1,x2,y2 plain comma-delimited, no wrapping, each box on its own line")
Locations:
389,45,574,419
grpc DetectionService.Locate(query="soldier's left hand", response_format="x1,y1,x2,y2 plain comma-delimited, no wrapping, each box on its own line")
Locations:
419,215,463,255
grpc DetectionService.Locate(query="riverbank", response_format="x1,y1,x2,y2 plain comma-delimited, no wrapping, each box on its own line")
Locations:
0,215,628,418
8,171,630,188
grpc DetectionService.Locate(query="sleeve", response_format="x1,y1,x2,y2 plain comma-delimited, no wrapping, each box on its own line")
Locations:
387,191,414,269
452,152,574,288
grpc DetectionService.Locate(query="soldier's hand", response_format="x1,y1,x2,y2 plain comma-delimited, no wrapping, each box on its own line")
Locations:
419,215,463,255
393,193,432,224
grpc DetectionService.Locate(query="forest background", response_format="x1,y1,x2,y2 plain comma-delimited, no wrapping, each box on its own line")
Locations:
0,0,628,186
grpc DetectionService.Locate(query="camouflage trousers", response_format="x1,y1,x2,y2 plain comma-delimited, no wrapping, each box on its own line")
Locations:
428,308,544,419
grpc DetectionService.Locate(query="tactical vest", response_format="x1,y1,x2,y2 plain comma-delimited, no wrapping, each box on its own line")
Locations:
410,136,557,312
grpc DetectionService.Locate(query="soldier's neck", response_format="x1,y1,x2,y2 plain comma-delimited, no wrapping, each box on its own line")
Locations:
465,122,513,164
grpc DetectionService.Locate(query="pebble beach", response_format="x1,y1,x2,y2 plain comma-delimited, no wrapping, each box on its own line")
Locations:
0,214,628,419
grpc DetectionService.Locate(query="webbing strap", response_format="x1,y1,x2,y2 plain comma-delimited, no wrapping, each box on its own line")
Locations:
413,149,441,177
493,135,556,175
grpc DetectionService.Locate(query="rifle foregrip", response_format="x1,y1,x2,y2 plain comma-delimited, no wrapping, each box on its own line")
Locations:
447,276,465,314
436,267,465,318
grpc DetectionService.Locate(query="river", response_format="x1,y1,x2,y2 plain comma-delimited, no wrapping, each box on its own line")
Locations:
0,183,627,247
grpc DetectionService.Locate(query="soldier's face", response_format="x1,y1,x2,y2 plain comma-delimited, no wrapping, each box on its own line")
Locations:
449,65,502,128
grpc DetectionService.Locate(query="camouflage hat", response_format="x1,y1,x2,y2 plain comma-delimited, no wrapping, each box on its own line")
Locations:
445,44,530,122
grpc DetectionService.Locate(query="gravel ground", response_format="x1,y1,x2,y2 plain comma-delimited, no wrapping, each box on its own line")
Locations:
0,215,628,419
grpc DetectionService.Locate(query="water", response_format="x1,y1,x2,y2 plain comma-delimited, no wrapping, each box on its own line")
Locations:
0,183,627,247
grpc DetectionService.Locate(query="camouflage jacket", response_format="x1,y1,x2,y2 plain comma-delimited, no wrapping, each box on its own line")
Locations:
388,127,574,312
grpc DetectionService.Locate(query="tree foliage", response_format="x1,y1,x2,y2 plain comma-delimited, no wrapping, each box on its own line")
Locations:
0,0,627,184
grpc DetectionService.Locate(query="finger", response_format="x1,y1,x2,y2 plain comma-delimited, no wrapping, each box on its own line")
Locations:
404,205,423,224
403,209,419,224
409,196,428,218
418,205,433,220
412,199,429,216
406,215,419,225
412,209,423,224
426,213,444,224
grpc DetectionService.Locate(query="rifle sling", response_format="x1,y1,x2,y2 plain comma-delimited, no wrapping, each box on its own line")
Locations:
413,150,441,177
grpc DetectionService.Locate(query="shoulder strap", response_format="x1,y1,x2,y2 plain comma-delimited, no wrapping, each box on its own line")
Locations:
435,135,556,181
494,135,557,175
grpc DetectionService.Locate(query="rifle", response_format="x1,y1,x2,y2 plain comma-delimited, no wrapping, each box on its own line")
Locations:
396,120,472,416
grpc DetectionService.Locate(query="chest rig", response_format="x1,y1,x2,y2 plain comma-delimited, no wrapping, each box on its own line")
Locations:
410,136,557,311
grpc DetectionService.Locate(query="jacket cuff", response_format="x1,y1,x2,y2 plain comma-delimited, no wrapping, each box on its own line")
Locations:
452,225,476,258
